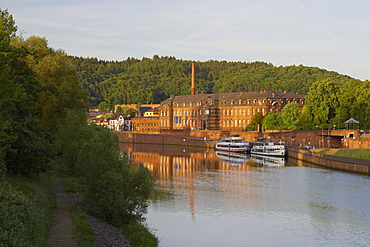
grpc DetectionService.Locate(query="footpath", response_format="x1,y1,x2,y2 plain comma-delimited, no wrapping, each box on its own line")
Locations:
48,176,75,246
48,176,131,247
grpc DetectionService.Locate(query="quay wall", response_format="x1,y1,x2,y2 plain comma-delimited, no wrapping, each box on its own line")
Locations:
115,132,211,148
286,147,370,175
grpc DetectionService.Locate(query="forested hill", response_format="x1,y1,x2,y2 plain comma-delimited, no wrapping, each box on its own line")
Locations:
69,55,354,106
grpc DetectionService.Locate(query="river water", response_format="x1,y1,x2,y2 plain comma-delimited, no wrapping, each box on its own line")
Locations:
120,144,370,247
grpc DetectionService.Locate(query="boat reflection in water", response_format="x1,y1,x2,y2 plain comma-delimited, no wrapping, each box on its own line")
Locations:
251,154,285,167
216,151,286,167
215,151,252,167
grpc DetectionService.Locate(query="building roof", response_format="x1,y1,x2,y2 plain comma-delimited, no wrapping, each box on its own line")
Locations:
137,106,152,115
161,91,305,104
145,107,160,113
345,118,360,124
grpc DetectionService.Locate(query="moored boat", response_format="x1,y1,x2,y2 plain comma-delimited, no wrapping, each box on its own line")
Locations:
250,138,285,157
215,137,250,153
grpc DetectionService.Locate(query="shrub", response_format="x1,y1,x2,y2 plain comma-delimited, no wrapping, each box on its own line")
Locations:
0,174,55,247
75,126,154,226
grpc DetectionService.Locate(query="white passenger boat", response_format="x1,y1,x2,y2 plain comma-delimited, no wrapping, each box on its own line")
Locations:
250,138,285,157
215,137,250,153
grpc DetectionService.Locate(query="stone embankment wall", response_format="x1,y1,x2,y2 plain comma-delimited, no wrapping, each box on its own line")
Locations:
286,147,370,175
145,129,370,149
115,132,211,148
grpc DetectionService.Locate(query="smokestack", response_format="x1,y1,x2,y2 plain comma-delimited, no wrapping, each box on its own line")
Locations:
191,63,195,95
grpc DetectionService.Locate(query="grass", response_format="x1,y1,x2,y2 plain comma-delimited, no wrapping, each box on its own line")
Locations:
313,148,370,160
334,149,370,160
122,221,158,247
70,203,95,247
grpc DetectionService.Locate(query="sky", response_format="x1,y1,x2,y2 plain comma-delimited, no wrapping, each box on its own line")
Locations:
3,0,370,80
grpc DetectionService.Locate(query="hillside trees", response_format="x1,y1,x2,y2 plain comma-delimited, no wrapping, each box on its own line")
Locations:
71,55,355,112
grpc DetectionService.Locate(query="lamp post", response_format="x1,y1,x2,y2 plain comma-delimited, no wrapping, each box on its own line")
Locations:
316,125,323,148
327,125,336,148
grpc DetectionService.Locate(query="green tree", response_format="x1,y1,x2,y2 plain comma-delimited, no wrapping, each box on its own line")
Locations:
123,108,137,117
282,102,301,130
34,52,88,132
98,101,109,111
296,106,311,130
76,126,153,225
336,79,370,129
248,112,264,131
58,111,153,225
263,112,282,130
0,8,52,175
116,106,123,113
305,79,340,127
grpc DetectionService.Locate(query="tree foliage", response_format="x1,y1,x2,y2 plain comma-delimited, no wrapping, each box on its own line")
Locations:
0,9,52,175
305,79,340,127
282,102,301,130
263,112,282,130
58,112,154,225
336,79,370,129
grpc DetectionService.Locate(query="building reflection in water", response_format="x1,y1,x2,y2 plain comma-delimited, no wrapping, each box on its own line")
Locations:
119,143,285,220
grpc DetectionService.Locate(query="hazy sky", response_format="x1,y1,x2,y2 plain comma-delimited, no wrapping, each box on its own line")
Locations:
3,0,370,80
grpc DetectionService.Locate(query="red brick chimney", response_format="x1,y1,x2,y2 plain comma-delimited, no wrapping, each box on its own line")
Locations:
191,63,195,95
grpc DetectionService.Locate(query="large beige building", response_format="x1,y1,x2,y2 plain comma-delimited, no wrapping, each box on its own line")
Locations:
160,90,305,131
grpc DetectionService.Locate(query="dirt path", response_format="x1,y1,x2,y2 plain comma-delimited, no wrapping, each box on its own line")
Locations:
48,176,75,247
48,176,132,247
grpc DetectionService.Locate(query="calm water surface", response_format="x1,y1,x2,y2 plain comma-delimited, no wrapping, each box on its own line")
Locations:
120,144,370,247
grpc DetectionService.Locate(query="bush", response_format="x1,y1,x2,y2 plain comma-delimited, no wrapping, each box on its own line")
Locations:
0,174,55,247
75,126,154,225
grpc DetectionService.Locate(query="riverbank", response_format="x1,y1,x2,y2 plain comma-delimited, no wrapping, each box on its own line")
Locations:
313,148,370,160
286,147,370,175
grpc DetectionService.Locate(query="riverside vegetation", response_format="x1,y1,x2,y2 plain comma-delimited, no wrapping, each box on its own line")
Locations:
0,9,157,246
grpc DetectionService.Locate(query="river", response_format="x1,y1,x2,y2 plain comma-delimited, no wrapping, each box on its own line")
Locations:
119,143,370,247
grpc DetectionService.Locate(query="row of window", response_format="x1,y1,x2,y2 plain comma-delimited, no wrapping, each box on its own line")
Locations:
161,107,284,118
171,98,304,108
161,118,252,128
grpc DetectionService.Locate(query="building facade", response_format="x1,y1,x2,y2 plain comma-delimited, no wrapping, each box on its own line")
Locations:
160,91,305,131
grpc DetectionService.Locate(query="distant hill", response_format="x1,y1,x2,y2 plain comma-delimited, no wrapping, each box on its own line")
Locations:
69,56,353,106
